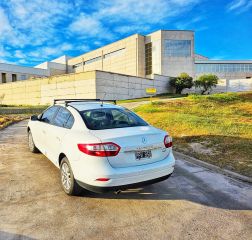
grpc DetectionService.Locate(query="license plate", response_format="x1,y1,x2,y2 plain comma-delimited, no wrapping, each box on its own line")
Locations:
135,150,152,160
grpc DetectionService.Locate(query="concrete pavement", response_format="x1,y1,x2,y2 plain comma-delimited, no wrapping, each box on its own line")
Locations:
0,121,252,240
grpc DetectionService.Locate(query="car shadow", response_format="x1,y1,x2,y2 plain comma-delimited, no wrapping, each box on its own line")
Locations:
78,165,252,211
0,231,36,240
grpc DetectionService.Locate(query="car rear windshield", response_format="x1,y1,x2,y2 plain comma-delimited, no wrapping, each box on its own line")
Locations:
80,108,148,130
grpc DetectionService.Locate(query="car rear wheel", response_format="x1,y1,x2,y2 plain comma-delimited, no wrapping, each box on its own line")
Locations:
28,131,40,153
60,157,82,196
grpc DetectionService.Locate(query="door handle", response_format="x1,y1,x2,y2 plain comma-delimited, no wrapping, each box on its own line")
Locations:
56,137,61,142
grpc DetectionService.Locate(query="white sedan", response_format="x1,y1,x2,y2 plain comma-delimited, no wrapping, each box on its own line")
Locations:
27,99,175,195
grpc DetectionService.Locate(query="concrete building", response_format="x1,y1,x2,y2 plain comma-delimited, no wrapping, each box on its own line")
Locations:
1,30,252,84
0,30,251,102
0,71,170,105
0,63,49,84
0,55,71,84
195,60,252,79
68,30,195,78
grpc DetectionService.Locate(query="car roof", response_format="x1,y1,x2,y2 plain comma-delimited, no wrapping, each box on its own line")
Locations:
60,102,124,111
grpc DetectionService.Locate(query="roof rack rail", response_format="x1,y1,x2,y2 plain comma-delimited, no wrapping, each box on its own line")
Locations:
53,99,116,106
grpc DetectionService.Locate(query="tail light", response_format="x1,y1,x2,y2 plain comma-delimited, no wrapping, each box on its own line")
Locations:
164,135,172,148
96,178,110,181
78,142,121,157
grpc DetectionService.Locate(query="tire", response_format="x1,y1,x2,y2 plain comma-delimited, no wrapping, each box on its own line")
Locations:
60,157,82,196
28,130,40,153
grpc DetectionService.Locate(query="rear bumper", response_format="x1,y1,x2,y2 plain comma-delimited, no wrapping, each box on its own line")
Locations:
76,173,173,193
73,151,175,191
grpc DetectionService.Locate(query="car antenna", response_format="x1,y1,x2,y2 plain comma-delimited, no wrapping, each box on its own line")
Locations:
101,93,106,107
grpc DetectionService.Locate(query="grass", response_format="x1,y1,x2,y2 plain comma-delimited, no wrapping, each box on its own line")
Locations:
117,93,185,103
0,114,30,130
0,104,48,115
0,104,49,108
134,92,252,177
0,105,47,129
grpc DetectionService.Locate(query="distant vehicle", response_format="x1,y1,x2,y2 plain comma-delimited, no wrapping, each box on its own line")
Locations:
27,99,175,195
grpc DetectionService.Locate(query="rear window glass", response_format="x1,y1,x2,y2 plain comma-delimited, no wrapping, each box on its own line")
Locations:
40,106,59,124
80,108,148,130
53,107,74,129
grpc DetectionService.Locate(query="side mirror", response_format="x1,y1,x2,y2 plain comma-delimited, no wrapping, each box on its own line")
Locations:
30,115,38,121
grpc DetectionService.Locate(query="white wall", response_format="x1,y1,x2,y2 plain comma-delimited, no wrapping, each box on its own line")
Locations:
227,78,252,92
95,71,170,100
0,63,49,76
183,78,252,94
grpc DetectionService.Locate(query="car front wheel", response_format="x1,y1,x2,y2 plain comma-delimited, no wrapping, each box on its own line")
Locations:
60,157,82,196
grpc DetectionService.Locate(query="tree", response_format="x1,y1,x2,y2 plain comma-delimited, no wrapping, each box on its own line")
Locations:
194,74,219,95
169,72,194,94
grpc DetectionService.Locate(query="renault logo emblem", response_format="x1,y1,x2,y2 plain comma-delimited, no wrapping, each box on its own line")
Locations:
142,137,147,144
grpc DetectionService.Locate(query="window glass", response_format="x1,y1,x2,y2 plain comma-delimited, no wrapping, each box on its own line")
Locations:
1,73,6,83
164,40,191,57
40,106,59,124
81,108,148,130
73,63,82,69
65,115,74,129
85,56,102,65
53,107,72,128
12,74,17,82
145,43,152,75
20,75,27,80
104,48,125,59
195,63,252,73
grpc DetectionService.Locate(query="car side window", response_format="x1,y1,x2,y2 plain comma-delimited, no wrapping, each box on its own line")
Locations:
65,115,74,129
53,107,74,129
40,106,59,124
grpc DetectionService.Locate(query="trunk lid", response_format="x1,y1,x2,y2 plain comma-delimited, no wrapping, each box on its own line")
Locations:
90,126,170,168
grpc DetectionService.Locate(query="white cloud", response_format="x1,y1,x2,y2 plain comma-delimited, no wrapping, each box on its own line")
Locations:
227,0,252,13
0,0,203,65
14,50,26,58
69,13,114,40
175,16,204,30
69,0,201,38
101,0,201,23
114,25,151,34
0,8,12,35
0,0,72,47
29,43,74,59
0,46,9,57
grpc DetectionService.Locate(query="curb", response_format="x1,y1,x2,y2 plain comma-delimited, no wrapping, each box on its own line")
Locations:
174,151,252,184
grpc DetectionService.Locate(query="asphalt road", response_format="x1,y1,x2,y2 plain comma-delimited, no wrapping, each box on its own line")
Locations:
0,121,252,240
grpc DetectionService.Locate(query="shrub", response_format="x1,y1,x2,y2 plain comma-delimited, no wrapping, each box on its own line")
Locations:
170,72,194,94
194,74,219,95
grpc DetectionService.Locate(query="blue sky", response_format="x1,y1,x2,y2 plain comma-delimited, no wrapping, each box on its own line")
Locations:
0,0,251,66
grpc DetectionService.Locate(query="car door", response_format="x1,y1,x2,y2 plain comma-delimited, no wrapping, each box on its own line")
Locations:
45,107,75,165
35,106,59,154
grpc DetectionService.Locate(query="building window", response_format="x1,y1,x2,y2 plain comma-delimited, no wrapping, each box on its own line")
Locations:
20,75,27,80
164,39,191,57
145,43,152,75
12,74,17,82
104,48,125,59
1,73,6,83
85,56,102,65
196,63,252,73
73,62,83,69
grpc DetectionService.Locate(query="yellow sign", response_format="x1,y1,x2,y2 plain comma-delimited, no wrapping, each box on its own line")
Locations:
146,88,157,94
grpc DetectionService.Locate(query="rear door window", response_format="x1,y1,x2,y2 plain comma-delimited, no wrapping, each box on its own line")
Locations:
53,107,74,129
40,106,59,124
65,115,74,129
